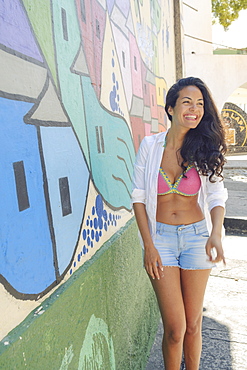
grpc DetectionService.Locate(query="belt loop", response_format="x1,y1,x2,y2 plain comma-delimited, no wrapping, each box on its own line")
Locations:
194,224,198,235
156,222,159,233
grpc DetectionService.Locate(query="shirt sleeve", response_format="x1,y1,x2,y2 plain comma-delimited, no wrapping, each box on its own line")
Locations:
205,174,228,212
131,137,150,204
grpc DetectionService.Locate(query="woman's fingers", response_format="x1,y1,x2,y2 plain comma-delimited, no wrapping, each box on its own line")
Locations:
205,236,226,265
144,248,164,279
146,262,164,280
211,248,226,265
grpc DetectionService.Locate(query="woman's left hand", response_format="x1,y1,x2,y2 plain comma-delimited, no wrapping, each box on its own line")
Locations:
205,233,226,265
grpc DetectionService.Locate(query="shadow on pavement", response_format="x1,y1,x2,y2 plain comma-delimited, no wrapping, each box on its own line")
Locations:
146,314,233,370
200,313,233,370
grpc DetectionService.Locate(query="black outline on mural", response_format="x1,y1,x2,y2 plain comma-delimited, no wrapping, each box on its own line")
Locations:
20,0,60,92
0,42,45,68
112,175,131,197
36,126,60,281
116,155,132,182
24,74,71,127
0,0,169,301
70,44,90,77
108,1,168,137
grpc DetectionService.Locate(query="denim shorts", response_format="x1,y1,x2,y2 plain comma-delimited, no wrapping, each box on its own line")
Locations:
154,219,215,270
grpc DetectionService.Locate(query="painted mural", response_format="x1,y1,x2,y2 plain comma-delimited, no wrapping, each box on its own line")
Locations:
0,0,175,341
222,102,247,150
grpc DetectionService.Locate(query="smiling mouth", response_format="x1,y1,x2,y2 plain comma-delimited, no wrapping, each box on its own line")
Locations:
184,115,198,120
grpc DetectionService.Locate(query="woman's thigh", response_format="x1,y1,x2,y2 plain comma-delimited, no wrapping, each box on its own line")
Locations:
180,269,211,325
150,267,186,331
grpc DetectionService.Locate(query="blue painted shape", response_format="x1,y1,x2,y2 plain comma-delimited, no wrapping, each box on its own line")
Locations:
95,194,103,218
116,0,130,17
0,98,55,294
106,0,115,14
0,0,43,61
40,126,89,274
81,76,135,210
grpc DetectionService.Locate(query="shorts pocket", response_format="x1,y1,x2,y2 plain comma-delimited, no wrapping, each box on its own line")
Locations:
197,225,209,238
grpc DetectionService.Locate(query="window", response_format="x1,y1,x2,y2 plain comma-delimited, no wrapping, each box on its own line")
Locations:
122,51,125,68
95,126,105,153
80,0,86,22
134,56,137,71
59,177,72,217
61,8,68,41
96,19,100,39
13,161,30,212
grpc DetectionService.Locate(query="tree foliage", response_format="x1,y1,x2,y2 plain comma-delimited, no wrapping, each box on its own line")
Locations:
212,0,247,29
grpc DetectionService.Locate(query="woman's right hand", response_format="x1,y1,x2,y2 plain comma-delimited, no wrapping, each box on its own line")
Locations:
144,246,163,280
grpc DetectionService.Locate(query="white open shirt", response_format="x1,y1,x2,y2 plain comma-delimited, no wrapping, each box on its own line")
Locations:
131,131,228,245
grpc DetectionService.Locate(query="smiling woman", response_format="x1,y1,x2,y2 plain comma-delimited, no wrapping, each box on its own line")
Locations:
132,77,228,369
167,86,204,130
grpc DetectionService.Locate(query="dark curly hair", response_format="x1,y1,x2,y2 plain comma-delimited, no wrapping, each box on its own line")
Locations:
165,77,227,182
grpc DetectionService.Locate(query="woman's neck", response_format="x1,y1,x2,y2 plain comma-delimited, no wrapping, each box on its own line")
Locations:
166,126,187,150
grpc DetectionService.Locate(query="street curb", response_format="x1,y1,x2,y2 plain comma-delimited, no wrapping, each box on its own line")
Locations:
224,217,247,235
224,166,247,169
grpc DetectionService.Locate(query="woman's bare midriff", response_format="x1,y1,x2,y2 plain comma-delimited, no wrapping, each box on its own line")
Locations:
156,193,204,225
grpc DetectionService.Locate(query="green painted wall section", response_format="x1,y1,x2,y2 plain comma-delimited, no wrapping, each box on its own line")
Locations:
52,0,90,165
0,219,160,369
22,0,58,87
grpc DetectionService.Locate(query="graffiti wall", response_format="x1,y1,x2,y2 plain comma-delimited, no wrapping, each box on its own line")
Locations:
222,102,247,152
0,0,175,367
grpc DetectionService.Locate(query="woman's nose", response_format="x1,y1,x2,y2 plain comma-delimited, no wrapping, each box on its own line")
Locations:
189,104,196,110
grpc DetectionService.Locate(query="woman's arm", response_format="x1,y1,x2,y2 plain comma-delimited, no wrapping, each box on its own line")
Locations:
133,203,163,280
205,205,226,264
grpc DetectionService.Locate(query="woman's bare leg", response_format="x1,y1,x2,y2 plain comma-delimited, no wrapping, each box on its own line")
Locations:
150,267,186,370
180,269,211,370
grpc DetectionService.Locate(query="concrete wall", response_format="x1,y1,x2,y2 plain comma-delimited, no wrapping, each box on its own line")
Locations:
182,0,247,110
182,0,247,154
0,219,159,369
0,0,176,368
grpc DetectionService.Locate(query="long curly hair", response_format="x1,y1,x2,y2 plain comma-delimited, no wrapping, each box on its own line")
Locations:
165,77,227,182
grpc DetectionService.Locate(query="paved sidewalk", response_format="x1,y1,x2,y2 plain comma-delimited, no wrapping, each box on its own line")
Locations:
146,234,247,370
224,154,247,225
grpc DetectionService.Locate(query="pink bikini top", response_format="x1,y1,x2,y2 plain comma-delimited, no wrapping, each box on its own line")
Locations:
157,165,201,196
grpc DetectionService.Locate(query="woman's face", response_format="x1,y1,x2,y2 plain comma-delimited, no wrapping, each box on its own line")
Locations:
168,85,204,130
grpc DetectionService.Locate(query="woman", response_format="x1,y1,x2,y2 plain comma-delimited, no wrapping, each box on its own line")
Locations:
132,77,228,369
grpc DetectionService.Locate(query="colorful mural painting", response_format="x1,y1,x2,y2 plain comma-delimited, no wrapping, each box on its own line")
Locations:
0,0,175,366
222,102,247,151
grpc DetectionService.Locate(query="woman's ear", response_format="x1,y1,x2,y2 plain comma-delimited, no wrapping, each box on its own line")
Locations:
167,106,173,116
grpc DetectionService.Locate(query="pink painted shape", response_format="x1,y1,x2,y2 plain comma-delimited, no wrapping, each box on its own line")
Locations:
76,0,95,83
129,32,143,98
144,122,152,136
130,116,145,153
149,83,158,119
141,62,150,106
92,0,106,98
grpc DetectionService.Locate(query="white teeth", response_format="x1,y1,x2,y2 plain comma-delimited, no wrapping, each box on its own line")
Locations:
185,115,197,119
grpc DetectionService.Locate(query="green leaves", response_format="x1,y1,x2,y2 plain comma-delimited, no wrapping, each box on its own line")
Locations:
212,0,247,29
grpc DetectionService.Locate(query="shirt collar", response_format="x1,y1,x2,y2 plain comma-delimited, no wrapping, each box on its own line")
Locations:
157,130,169,144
